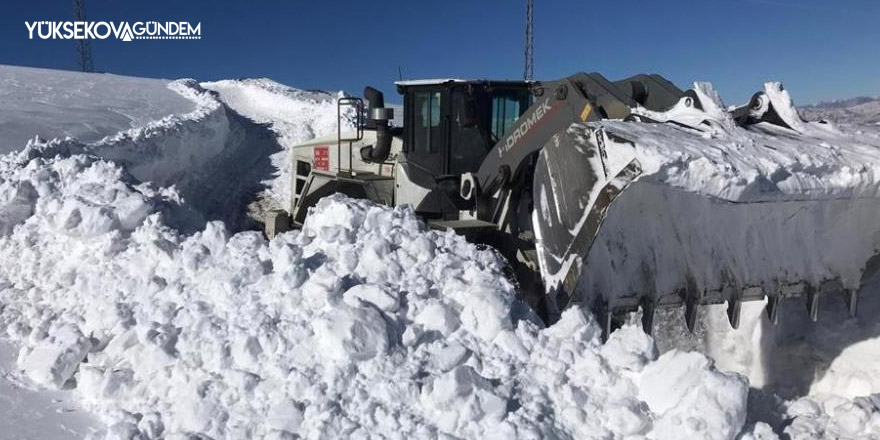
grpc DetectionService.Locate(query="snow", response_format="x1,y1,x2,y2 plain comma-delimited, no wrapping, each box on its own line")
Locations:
568,82,880,316
0,166,748,438
0,340,101,439
18,324,93,389
0,64,879,439
639,350,747,440
2,74,341,232
609,82,880,203
801,96,880,126
566,82,880,438
0,65,194,153
783,394,880,439
201,78,344,212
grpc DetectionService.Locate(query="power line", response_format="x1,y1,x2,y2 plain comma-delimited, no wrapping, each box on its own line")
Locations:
72,0,95,72
523,0,534,81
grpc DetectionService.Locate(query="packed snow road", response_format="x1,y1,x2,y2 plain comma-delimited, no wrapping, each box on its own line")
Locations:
0,65,879,439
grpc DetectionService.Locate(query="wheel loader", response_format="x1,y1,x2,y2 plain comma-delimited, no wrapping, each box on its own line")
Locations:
265,72,880,339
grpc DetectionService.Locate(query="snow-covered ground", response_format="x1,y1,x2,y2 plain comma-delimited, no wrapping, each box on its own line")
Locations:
0,65,879,439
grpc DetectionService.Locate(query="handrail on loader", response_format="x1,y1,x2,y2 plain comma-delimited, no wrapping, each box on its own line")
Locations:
337,97,364,175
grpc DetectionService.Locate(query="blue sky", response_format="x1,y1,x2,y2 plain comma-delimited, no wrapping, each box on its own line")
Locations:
1,0,878,104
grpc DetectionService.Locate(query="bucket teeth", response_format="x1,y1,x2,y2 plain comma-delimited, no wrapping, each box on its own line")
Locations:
640,298,655,335
600,310,612,342
844,289,858,318
727,298,742,329
765,295,781,325
684,294,698,333
806,286,820,322
594,301,612,342
682,278,701,333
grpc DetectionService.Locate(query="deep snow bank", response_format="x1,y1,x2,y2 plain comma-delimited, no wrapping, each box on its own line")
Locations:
202,78,344,212
7,74,341,231
0,149,749,439
81,78,283,230
0,65,195,153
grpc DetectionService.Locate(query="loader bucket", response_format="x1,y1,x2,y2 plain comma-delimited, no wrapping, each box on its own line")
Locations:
531,127,642,309
532,81,880,340
534,92,880,341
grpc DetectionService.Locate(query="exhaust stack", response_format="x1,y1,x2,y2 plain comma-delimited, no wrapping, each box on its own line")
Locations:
360,86,394,163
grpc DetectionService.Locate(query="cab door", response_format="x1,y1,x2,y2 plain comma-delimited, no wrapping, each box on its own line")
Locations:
404,87,448,182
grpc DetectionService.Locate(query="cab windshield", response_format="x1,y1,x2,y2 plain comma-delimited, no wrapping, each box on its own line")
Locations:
448,86,531,174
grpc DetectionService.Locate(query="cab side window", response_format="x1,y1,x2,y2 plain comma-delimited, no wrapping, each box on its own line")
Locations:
491,95,523,141
413,91,442,153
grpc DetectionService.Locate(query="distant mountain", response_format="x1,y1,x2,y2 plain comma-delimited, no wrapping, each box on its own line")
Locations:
801,96,878,110
799,96,880,125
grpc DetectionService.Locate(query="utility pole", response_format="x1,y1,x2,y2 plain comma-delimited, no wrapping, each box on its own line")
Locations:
73,0,95,72
524,0,534,81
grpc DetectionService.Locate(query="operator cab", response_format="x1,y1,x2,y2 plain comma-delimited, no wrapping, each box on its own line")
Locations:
395,79,532,216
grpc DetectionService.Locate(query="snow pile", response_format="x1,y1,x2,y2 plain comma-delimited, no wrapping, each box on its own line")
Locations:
0,151,749,439
783,394,880,439
639,350,747,439
4,74,342,231
0,339,102,438
202,78,345,211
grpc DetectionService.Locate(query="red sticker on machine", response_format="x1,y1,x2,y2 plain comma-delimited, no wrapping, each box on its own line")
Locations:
313,146,330,171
